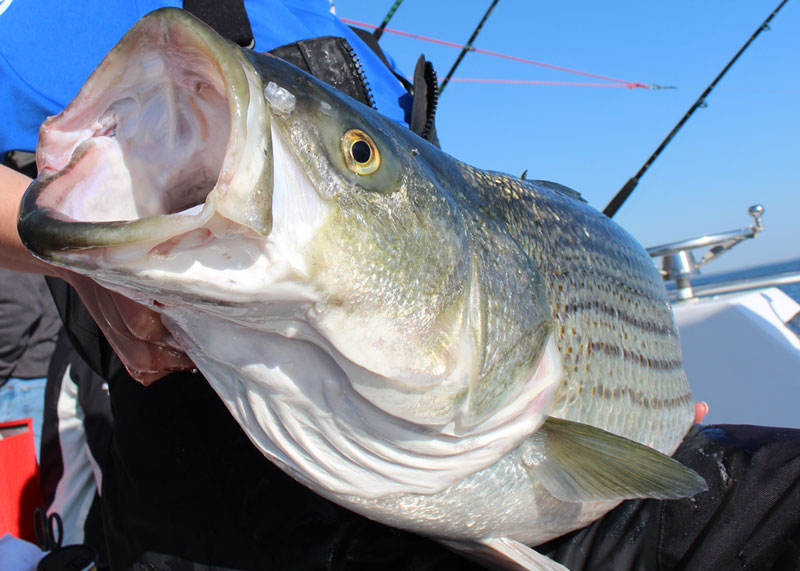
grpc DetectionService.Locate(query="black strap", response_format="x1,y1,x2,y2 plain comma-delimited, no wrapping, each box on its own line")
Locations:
183,0,254,48
409,56,439,146
270,37,376,110
349,26,413,93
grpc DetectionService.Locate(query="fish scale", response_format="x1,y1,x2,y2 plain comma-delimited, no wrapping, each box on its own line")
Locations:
462,167,693,452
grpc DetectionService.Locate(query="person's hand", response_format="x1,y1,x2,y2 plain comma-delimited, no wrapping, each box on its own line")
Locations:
57,270,195,385
694,401,709,424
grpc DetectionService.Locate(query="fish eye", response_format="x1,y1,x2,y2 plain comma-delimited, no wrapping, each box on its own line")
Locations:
341,129,380,175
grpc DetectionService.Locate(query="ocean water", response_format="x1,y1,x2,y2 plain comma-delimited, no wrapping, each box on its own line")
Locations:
669,257,800,303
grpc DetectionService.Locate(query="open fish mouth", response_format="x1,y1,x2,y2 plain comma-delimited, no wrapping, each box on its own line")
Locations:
18,8,273,260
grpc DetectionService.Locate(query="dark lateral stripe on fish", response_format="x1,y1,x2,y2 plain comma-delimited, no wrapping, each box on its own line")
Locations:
588,339,682,371
564,340,682,373
557,299,676,337
586,383,694,409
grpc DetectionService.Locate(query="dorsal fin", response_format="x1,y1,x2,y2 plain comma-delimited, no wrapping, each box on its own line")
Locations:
531,180,587,203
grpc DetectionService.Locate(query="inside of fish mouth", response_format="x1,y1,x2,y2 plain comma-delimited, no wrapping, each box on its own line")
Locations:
40,45,231,223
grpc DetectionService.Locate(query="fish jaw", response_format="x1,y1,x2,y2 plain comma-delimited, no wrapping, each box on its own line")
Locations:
18,8,274,268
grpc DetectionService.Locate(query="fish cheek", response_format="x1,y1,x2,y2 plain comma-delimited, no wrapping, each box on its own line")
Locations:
304,199,471,384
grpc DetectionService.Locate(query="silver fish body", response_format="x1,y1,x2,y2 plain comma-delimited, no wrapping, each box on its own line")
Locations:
18,9,704,569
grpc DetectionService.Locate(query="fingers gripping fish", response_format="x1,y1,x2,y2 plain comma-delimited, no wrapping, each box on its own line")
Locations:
18,9,706,570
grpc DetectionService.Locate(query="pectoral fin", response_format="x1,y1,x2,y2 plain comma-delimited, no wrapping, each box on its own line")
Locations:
441,537,570,571
521,416,707,502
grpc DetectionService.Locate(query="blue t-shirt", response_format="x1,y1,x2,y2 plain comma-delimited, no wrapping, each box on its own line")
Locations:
0,0,410,157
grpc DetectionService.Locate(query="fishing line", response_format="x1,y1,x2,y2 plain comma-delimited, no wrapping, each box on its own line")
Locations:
340,18,650,89
602,0,791,218
444,78,642,88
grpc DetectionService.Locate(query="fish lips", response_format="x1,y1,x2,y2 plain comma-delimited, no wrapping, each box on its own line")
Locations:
18,7,280,264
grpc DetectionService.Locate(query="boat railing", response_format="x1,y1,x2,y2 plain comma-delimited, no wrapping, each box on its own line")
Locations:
646,204,764,300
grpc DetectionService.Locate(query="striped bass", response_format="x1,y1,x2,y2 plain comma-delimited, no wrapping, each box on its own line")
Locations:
18,9,705,570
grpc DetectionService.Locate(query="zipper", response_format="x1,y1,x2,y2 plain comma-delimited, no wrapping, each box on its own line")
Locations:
420,60,438,142
343,40,376,110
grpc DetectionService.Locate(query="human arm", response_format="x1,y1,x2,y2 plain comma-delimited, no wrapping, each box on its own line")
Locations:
0,164,49,273
1,164,194,384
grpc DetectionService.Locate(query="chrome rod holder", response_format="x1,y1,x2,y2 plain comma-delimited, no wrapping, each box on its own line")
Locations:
646,204,764,300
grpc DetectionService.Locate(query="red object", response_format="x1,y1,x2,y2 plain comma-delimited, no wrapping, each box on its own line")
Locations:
0,418,44,543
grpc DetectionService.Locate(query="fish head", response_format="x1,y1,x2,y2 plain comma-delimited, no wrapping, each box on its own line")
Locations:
247,50,556,430
19,8,560,494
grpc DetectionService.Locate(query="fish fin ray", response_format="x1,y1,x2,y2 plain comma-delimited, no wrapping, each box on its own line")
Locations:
523,416,707,502
530,180,587,203
441,537,570,571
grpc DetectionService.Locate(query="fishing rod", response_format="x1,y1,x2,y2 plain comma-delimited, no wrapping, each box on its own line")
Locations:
439,0,500,95
373,0,404,40
602,0,790,218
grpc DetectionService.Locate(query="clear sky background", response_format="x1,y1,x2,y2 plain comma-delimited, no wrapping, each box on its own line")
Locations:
334,1,799,274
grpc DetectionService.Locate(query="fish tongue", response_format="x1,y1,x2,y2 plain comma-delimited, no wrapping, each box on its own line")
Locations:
34,137,158,224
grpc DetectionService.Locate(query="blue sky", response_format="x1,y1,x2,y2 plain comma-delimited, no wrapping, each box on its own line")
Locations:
334,1,799,273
